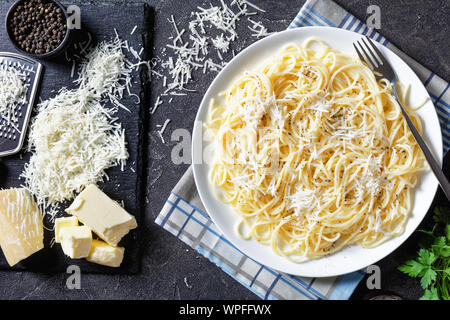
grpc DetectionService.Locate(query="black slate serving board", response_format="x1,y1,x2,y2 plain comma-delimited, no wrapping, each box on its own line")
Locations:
0,0,151,274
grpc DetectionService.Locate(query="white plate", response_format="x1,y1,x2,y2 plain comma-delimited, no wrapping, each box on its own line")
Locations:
192,26,442,277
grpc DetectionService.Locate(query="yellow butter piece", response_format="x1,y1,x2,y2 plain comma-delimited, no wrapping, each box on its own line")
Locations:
66,185,137,246
60,226,92,259
54,216,79,243
70,198,84,211
0,188,44,267
87,239,125,268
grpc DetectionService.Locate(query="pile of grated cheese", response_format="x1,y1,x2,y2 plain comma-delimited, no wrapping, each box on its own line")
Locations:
150,0,274,137
22,88,128,205
21,35,135,210
159,0,272,93
75,35,136,112
0,66,28,132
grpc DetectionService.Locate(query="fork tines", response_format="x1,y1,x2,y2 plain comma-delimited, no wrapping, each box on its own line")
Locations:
353,36,394,81
353,36,385,69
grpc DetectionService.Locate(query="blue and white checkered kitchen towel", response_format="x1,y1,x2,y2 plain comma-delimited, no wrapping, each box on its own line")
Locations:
156,0,450,300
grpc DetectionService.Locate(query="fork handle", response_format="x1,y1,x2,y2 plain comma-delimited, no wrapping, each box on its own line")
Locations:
395,92,450,201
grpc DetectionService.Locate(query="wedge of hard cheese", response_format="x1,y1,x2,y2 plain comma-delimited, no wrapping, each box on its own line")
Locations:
0,188,44,267
66,185,137,246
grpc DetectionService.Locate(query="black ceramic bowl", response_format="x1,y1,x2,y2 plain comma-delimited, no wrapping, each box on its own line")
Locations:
5,0,72,59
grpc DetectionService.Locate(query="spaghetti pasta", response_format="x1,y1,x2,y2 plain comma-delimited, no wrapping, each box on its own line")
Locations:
206,38,425,261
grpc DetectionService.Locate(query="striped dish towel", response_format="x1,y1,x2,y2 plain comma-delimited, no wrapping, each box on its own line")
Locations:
156,0,450,300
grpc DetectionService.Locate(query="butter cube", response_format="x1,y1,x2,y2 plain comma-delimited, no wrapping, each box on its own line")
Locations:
87,240,125,268
60,226,92,259
66,185,137,246
0,188,44,267
54,216,78,243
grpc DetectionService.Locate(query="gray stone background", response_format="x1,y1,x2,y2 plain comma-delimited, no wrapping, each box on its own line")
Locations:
0,0,449,300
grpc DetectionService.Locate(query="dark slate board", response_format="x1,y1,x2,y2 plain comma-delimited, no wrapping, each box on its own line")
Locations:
0,1,151,274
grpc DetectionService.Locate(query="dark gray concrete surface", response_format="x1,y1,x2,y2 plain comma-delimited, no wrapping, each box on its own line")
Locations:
0,0,449,300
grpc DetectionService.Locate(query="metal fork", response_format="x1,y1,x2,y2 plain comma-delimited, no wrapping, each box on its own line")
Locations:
353,36,450,201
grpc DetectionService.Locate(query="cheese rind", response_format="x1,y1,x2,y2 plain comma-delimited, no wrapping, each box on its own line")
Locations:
66,184,137,246
55,216,79,243
87,240,124,268
0,188,44,267
60,226,92,259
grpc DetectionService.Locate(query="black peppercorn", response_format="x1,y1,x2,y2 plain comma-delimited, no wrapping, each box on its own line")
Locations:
9,0,67,55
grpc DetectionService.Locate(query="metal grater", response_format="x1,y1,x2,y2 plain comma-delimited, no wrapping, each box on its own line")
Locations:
0,52,43,157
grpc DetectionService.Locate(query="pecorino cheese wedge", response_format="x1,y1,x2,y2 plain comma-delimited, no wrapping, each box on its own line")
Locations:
66,184,137,246
0,188,44,267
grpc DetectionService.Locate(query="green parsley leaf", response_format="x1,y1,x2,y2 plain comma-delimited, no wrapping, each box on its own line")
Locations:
433,236,446,247
432,236,450,257
420,287,439,300
420,268,437,289
433,207,450,225
417,249,436,266
399,206,450,300
398,259,425,277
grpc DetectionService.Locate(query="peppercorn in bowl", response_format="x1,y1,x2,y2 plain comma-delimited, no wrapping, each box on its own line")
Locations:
6,0,71,59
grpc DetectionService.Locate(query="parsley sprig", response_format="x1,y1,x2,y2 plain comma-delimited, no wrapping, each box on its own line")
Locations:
398,207,450,300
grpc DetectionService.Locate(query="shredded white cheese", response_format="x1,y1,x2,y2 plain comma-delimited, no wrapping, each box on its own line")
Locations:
22,87,129,206
247,17,275,38
75,36,133,113
149,0,273,118
21,35,140,210
157,119,171,144
0,66,28,132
